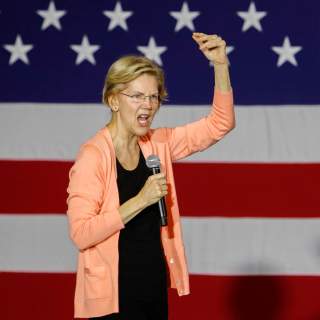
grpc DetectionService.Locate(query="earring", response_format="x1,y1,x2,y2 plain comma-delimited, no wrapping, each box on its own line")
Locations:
113,106,119,112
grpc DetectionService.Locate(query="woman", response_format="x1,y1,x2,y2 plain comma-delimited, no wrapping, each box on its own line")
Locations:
66,32,235,319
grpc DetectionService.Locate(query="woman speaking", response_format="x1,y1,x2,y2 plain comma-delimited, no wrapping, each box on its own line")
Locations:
66,32,235,319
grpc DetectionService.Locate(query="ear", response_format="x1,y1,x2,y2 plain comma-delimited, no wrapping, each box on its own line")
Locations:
108,94,119,112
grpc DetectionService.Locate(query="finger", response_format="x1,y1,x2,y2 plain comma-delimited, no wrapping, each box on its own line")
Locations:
154,176,167,185
199,40,217,51
151,173,165,180
192,32,208,44
158,177,167,185
162,185,168,192
160,187,168,196
192,36,203,46
200,35,221,44
156,181,167,192
207,39,225,49
192,32,206,38
193,32,213,38
197,37,219,49
197,34,219,43
200,39,225,50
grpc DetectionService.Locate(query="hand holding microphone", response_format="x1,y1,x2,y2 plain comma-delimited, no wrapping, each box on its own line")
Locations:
138,173,167,203
137,155,168,226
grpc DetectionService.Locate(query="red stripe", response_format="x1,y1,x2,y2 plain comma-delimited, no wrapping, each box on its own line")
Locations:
0,160,72,214
169,275,320,319
2,272,320,319
1,161,319,217
174,162,320,217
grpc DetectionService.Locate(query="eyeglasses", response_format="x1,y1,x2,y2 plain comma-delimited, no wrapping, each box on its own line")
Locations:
120,92,160,105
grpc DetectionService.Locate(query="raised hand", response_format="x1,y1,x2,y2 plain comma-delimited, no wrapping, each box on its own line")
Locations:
192,32,228,66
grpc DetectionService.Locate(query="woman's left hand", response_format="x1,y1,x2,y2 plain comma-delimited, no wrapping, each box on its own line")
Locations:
192,32,228,66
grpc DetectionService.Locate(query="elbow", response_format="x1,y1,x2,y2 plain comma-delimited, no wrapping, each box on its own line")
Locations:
220,117,236,137
69,227,90,251
228,117,236,132
224,111,236,134
210,107,236,139
70,233,85,251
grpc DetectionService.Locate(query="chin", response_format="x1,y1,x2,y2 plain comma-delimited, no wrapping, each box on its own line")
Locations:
132,123,150,136
135,128,149,137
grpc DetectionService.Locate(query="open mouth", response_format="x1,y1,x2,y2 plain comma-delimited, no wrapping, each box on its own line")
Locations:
137,114,150,127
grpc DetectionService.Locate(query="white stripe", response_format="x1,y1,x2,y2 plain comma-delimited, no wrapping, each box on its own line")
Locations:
1,215,320,275
1,103,320,162
182,217,320,275
0,215,77,272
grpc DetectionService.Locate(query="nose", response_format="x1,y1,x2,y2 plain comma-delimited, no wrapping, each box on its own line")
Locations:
141,97,153,108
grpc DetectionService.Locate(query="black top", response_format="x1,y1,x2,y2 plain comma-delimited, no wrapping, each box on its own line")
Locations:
116,149,167,299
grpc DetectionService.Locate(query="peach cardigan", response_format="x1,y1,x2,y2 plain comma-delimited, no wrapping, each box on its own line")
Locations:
66,89,234,318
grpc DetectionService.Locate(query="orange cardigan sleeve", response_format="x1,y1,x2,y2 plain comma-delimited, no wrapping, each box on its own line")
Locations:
66,144,124,250
154,89,235,161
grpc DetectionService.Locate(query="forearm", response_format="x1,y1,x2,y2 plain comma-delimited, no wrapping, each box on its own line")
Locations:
119,194,148,224
213,63,231,93
68,205,124,250
68,194,149,249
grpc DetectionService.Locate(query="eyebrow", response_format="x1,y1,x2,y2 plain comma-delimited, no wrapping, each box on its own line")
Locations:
129,90,159,95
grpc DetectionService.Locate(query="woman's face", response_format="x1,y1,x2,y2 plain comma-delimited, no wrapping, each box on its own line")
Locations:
115,73,160,137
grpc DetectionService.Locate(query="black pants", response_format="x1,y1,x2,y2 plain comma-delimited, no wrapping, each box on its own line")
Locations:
90,295,168,320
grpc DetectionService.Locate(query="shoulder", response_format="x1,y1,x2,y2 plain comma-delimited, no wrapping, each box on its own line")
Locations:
76,127,113,165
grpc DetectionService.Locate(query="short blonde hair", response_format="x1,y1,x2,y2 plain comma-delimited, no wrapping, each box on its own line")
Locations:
102,55,168,106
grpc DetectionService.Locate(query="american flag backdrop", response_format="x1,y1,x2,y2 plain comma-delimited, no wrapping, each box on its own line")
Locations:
1,0,320,319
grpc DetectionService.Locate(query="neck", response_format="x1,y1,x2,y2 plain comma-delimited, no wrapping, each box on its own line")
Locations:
106,116,139,153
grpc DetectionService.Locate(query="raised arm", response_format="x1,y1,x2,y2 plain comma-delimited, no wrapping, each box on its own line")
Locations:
152,33,235,161
194,32,232,93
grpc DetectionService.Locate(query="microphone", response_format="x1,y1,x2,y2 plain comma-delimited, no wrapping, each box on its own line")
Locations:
146,155,168,226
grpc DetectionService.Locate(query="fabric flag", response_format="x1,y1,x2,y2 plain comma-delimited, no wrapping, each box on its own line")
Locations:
1,1,319,319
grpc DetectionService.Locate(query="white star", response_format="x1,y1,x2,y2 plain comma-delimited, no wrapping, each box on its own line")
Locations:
271,36,302,67
137,37,167,66
103,2,133,31
36,1,66,31
70,35,100,65
3,35,34,65
169,2,200,32
226,46,235,55
237,2,267,32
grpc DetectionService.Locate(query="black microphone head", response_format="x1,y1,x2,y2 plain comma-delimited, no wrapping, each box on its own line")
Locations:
146,154,160,169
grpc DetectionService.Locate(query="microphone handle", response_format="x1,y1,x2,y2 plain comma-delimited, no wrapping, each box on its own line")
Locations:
151,167,168,226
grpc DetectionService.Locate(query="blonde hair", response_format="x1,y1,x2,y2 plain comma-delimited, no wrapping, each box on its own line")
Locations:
102,55,168,106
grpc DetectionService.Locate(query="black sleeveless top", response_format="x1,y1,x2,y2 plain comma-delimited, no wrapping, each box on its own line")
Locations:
116,149,167,299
